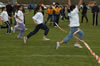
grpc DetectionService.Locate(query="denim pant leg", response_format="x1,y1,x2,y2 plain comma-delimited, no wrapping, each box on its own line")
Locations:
77,29,84,40
15,23,25,38
64,27,78,43
19,23,25,38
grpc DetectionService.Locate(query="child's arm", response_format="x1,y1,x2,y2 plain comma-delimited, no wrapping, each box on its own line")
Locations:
0,16,4,22
77,0,83,9
16,15,23,22
32,19,38,26
68,0,71,7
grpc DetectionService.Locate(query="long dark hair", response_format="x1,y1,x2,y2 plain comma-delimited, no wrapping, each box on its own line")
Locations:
18,5,23,10
2,7,6,11
35,5,42,12
70,5,76,11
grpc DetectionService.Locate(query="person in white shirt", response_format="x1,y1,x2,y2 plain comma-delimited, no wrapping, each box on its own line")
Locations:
24,5,50,44
13,5,25,38
0,7,11,34
56,0,84,49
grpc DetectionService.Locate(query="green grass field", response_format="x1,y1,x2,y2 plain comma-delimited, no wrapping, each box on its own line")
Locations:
0,10,100,66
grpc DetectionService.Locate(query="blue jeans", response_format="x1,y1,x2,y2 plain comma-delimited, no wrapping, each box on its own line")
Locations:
64,27,84,43
15,22,25,38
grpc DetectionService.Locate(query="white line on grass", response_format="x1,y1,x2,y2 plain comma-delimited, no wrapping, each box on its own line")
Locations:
0,46,100,49
0,54,92,58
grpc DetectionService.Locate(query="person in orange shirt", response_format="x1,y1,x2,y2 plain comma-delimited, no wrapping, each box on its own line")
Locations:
53,5,62,27
45,5,53,25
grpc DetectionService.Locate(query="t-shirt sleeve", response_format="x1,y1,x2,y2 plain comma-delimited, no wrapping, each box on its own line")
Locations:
17,11,22,17
0,12,4,17
32,13,39,21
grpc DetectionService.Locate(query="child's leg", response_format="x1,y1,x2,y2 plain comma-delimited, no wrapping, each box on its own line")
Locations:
18,23,25,38
56,28,75,49
40,24,49,36
27,25,40,39
75,29,84,44
5,21,11,33
77,29,84,40
59,27,78,45
74,29,84,48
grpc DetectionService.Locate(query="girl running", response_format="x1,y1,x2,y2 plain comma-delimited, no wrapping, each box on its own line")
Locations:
24,5,50,44
56,0,84,49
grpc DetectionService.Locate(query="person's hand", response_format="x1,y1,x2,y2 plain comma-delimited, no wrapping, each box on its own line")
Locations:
34,22,38,26
0,17,4,22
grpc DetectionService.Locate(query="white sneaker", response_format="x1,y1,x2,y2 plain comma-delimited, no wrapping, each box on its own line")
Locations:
11,27,13,31
54,26,57,28
11,27,15,33
43,37,50,40
24,37,27,44
56,42,60,49
74,44,83,48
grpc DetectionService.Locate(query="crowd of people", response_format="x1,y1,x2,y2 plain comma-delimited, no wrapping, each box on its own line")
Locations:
0,0,100,49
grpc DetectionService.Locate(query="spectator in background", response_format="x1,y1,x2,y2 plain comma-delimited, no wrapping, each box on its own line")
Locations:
52,2,56,26
28,4,32,12
13,2,19,25
45,5,53,25
60,4,68,21
53,5,62,27
91,3,99,26
6,2,13,25
28,4,34,12
81,3,88,23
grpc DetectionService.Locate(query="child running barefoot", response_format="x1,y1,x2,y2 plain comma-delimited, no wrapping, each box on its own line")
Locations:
24,5,50,44
13,5,25,38
56,0,84,49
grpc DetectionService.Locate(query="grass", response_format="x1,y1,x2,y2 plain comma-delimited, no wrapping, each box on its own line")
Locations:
0,9,100,66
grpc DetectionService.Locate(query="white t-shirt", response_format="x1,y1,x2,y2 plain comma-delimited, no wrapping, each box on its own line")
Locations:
17,10,24,23
14,12,18,23
32,12,43,24
68,6,80,27
0,11,8,22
